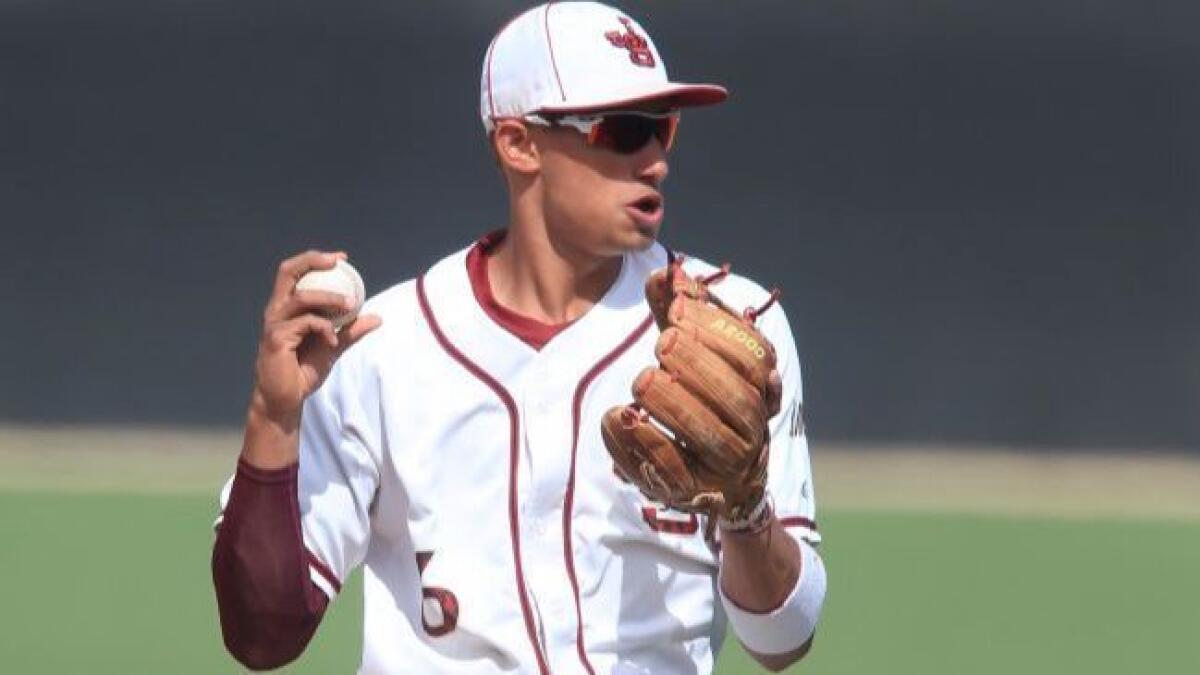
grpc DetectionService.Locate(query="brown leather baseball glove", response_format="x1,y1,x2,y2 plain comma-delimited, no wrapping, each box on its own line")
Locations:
602,259,782,533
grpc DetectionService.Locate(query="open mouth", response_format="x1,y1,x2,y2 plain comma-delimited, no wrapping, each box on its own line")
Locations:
630,195,662,216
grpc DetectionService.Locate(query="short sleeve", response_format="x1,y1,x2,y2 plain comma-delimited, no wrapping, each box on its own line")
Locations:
757,303,820,545
296,344,383,594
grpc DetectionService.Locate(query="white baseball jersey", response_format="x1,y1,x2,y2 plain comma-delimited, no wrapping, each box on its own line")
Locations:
230,239,818,674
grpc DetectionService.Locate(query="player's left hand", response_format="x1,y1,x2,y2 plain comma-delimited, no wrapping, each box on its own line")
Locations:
601,262,781,531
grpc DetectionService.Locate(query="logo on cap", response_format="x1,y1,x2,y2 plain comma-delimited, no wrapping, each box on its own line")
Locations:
605,17,655,68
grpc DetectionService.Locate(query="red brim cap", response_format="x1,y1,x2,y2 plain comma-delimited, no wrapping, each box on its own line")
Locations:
535,82,729,115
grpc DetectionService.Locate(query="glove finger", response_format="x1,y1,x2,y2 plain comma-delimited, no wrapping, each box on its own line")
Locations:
667,296,776,392
645,262,714,330
631,367,755,478
644,267,675,330
655,327,768,447
601,405,699,509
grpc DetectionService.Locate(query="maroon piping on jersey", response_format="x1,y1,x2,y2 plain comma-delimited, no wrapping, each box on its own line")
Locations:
305,550,342,594
562,312,655,675
415,275,552,675
706,516,820,557
559,248,678,672
779,516,818,532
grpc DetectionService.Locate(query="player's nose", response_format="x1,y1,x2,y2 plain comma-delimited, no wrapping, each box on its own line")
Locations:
635,142,669,186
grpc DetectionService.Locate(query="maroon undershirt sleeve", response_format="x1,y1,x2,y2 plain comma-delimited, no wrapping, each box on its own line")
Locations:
212,459,330,671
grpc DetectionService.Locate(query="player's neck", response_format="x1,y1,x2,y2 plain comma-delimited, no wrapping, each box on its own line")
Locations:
488,218,622,326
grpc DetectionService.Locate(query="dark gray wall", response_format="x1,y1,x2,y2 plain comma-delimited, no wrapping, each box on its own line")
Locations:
2,1,1197,450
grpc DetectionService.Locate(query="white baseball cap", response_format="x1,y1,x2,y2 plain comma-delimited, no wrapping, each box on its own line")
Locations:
480,1,728,131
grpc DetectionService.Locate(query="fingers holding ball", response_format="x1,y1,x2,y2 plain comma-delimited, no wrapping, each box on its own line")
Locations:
294,258,366,330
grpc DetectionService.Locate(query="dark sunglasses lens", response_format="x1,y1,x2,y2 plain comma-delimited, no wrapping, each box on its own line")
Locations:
596,115,672,154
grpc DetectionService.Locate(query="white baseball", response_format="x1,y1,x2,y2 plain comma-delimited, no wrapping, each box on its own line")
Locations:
295,258,366,330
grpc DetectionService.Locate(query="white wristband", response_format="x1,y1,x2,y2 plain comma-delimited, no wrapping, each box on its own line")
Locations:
719,493,773,533
720,537,827,655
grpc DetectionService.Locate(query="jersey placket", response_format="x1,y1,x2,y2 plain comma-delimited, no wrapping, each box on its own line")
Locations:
517,353,587,673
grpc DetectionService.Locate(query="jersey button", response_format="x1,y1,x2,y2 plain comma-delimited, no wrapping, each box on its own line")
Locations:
545,598,569,625
526,516,548,538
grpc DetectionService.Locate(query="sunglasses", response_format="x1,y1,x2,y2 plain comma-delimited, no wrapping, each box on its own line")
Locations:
525,111,679,154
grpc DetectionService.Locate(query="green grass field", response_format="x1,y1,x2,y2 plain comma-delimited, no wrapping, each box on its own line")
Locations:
3,493,1198,674
2,431,1198,673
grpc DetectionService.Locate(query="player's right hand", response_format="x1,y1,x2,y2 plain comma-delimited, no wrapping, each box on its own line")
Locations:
250,250,382,432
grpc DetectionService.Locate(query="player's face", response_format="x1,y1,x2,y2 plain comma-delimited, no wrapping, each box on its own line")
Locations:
532,111,672,257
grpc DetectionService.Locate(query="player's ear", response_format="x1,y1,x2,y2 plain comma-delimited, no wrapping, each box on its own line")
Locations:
491,119,541,175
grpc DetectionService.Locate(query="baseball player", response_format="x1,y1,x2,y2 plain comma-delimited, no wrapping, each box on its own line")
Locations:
212,2,826,673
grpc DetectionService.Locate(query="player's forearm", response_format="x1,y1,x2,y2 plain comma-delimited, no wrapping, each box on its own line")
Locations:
719,514,826,670
212,461,328,670
719,516,801,612
240,392,302,470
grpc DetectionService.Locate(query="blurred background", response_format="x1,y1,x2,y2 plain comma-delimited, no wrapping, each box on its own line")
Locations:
1,1,1197,673
3,0,1197,449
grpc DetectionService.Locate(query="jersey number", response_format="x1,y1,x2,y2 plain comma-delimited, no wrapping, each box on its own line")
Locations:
640,505,698,535
416,551,459,637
